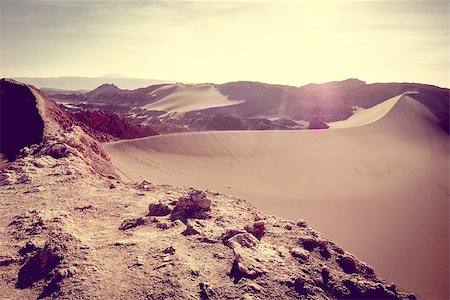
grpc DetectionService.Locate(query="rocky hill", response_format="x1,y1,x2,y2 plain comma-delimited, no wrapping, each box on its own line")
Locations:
0,80,416,299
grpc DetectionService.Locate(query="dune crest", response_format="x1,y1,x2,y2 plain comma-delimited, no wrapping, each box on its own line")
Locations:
143,83,246,116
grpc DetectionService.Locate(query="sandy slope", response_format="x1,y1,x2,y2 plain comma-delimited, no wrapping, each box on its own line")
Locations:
327,94,405,128
105,95,450,299
143,83,245,116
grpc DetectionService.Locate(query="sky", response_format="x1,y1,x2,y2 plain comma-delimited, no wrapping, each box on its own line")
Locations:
0,0,448,87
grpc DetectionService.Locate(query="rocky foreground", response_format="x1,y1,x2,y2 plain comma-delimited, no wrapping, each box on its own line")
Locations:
0,79,415,299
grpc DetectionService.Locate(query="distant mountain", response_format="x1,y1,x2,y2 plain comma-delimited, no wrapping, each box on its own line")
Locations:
13,76,174,90
41,79,449,134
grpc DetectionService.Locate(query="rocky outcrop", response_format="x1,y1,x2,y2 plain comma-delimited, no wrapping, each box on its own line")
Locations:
0,79,117,178
71,110,158,142
0,79,45,160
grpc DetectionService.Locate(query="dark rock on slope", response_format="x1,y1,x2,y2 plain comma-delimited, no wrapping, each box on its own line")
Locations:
0,78,117,177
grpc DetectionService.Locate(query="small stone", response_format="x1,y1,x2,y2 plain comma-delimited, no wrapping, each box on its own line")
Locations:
296,219,308,228
137,180,152,190
74,204,93,211
162,246,175,255
119,217,146,230
136,257,145,266
213,252,226,259
19,241,38,256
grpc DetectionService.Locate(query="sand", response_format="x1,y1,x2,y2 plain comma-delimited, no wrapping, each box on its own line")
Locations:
104,95,450,299
143,83,245,116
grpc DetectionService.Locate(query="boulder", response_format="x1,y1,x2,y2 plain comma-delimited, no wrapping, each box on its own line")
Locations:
170,190,211,220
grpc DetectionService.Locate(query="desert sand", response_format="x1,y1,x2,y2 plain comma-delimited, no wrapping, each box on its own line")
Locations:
143,83,245,116
105,95,449,299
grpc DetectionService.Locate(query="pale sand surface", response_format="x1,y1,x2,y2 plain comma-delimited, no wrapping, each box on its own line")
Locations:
328,94,404,128
105,95,449,299
143,83,245,115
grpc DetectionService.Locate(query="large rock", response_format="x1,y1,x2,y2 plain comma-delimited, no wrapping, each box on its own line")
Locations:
148,202,171,216
170,190,211,220
16,243,63,289
227,233,283,280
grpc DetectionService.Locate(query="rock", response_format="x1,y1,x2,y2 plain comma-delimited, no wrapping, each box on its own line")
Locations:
148,202,171,216
135,256,145,266
119,217,146,230
284,224,292,230
170,190,211,220
300,237,331,259
199,282,214,300
213,252,226,259
44,142,79,159
294,277,306,294
227,233,282,280
244,220,265,240
321,267,330,285
182,221,200,236
220,229,245,244
19,241,38,256
338,255,358,274
137,180,152,190
290,247,309,261
25,186,45,193
16,243,63,289
296,219,308,228
74,204,93,211
162,246,175,255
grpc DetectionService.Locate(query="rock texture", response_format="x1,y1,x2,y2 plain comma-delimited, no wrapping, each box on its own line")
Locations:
71,110,158,142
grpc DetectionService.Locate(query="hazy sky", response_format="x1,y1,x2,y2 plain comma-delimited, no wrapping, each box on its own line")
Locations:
0,1,448,87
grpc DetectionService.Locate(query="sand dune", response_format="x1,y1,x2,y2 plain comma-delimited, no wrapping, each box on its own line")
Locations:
105,95,449,299
327,94,405,128
143,83,245,116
